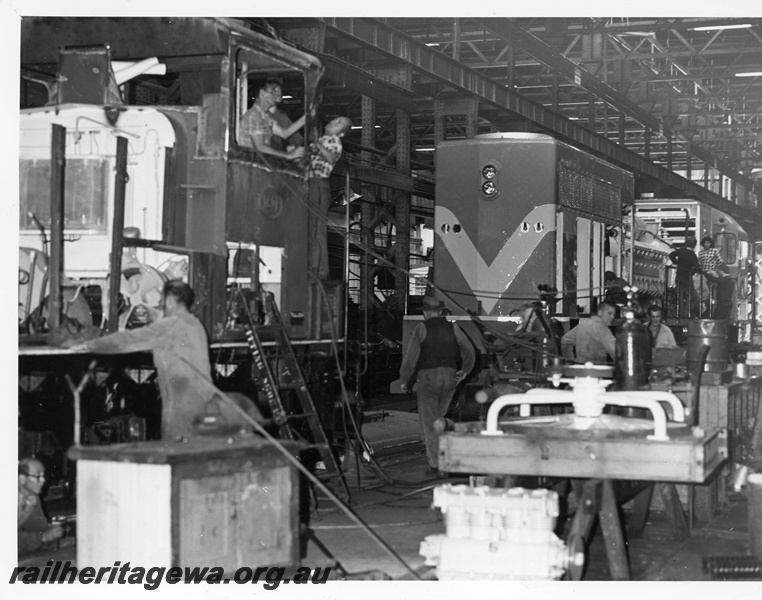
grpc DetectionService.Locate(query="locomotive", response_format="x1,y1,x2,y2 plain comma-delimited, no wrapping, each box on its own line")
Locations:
17,18,347,489
418,133,753,335
400,132,756,398
19,17,336,344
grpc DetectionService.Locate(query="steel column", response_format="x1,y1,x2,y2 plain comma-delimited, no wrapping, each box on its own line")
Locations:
433,98,446,144
359,96,376,312
393,109,411,313
108,137,129,332
48,124,66,331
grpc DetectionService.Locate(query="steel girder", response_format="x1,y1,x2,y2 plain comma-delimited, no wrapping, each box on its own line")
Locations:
473,18,756,192
315,17,762,239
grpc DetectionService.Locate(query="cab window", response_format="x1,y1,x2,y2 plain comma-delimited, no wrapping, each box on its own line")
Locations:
714,232,737,264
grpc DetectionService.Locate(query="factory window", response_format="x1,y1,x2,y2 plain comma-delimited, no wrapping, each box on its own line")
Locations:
714,232,737,264
19,157,109,234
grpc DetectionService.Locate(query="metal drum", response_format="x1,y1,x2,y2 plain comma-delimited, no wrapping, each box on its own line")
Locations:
686,319,728,373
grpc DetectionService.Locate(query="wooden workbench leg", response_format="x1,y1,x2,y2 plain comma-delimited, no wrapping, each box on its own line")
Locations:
656,483,689,540
627,484,654,539
599,480,631,581
563,480,600,580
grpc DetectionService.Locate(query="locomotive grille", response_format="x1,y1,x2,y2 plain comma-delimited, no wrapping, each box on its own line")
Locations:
559,162,622,224
593,179,622,221
579,173,593,213
559,164,582,211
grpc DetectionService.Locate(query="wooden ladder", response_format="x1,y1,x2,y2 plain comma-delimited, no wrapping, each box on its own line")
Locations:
238,287,350,502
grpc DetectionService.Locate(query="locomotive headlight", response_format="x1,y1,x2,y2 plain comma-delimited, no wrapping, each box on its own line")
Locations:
482,165,497,179
482,181,498,196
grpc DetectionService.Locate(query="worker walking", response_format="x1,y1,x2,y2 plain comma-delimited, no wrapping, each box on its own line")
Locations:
399,296,475,475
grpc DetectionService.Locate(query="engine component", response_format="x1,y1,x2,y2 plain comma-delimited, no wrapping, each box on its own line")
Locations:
615,309,652,390
419,484,581,580
703,555,762,579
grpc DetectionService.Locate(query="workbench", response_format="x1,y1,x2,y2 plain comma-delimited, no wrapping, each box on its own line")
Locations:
439,415,727,580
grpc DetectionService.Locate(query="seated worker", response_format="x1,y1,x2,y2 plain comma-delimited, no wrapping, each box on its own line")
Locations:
18,458,64,557
240,79,305,161
646,304,677,348
561,301,617,363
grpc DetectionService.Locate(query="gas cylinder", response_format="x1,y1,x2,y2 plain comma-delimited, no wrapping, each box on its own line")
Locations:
614,310,652,390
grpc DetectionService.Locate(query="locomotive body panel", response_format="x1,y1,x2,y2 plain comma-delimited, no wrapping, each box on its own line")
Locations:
434,133,633,318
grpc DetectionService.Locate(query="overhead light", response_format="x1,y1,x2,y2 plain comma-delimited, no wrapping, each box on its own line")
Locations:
735,71,762,77
692,23,753,31
425,42,440,47
415,147,436,152
282,95,293,99
350,125,381,129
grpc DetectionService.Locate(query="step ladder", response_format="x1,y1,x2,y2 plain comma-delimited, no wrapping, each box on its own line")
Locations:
236,287,350,502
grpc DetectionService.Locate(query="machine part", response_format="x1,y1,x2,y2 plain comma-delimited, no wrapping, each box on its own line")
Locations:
686,319,729,373
565,533,587,580
702,555,762,579
614,310,651,390
482,369,685,440
419,484,579,580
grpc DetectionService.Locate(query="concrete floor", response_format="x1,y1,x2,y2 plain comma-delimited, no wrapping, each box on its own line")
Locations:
303,445,759,581
17,430,761,583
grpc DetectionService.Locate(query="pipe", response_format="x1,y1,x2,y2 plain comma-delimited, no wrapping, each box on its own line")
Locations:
482,389,672,440
481,393,572,436
107,137,129,332
604,390,686,422
48,124,66,331
112,58,166,86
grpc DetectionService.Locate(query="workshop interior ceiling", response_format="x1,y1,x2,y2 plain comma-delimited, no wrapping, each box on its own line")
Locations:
264,17,762,184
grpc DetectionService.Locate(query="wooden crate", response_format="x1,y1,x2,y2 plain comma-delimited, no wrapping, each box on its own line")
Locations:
656,377,762,521
69,435,302,574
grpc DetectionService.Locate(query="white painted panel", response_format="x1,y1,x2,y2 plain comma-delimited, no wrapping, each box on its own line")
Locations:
77,460,172,570
592,221,603,301
555,211,564,301
576,217,592,312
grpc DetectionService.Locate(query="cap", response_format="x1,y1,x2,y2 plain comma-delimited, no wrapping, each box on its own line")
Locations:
421,296,445,312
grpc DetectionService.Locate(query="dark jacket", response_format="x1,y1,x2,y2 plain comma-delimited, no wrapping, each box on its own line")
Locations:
669,247,700,283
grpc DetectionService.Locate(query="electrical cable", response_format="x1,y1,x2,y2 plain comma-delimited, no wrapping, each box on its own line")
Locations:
309,271,394,485
178,355,423,581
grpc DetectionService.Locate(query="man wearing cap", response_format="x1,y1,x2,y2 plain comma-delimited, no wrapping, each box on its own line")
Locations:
399,296,475,476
